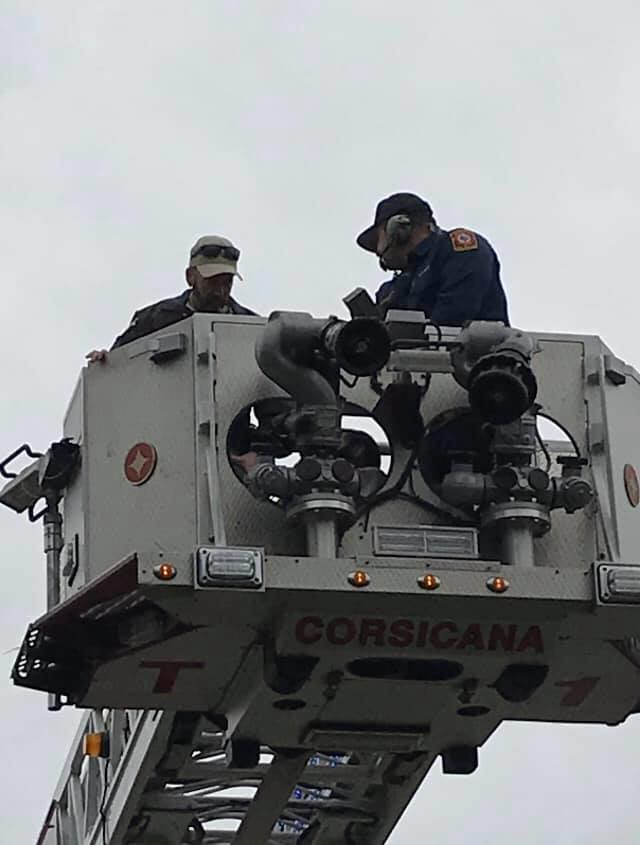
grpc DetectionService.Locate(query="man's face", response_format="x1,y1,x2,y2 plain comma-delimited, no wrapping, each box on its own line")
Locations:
376,224,391,256
187,268,234,312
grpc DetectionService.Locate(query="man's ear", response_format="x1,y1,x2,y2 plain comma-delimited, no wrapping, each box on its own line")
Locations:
186,267,195,288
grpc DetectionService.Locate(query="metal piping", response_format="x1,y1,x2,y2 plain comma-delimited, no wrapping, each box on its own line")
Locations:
255,312,337,406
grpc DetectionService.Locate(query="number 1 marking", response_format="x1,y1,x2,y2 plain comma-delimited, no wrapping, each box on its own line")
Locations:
555,676,600,706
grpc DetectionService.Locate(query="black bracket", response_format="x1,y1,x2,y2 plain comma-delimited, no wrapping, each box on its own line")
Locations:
0,444,43,480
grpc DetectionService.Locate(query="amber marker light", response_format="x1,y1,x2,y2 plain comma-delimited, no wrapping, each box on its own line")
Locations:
418,573,441,591
348,570,370,588
83,732,109,758
154,562,177,581
487,575,509,594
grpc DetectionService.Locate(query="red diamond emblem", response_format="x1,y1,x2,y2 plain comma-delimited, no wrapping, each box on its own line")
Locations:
124,442,158,486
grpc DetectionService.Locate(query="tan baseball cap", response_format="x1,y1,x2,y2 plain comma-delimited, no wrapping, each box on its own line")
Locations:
189,235,243,279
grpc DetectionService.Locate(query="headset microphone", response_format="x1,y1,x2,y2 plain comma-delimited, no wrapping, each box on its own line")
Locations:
379,214,412,270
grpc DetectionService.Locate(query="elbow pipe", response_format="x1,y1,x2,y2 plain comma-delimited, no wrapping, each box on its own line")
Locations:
255,312,337,406
451,323,535,386
451,322,538,425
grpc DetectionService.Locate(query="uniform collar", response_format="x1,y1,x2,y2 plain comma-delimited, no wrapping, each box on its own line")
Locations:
407,228,441,268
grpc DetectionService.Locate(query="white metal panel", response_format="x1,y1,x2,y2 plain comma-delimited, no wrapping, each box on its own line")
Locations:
63,321,198,582
599,369,640,562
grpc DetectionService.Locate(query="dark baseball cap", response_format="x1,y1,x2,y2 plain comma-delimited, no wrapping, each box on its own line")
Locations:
356,192,434,252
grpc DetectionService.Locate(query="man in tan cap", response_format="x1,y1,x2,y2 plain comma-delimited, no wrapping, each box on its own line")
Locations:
87,234,254,359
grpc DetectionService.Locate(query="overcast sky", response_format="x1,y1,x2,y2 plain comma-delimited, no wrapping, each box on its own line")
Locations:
2,1,640,842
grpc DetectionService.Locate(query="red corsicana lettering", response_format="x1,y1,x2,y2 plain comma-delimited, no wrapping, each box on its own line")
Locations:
430,622,458,649
359,618,386,646
293,617,544,654
388,619,413,648
326,617,356,645
456,623,484,650
488,623,517,652
516,625,544,654
295,616,323,644
416,621,430,648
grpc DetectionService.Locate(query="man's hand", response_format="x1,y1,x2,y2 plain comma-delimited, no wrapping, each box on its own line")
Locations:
231,451,259,473
86,349,108,363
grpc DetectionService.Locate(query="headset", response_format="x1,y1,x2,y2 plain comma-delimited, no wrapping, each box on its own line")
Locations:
378,214,413,272
384,214,413,247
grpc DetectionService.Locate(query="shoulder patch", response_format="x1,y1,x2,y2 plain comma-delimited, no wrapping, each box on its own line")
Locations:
450,228,479,252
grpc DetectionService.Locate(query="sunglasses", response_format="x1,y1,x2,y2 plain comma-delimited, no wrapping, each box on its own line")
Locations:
193,244,240,262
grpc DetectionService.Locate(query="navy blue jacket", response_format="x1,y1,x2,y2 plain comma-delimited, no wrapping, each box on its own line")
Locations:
375,228,509,326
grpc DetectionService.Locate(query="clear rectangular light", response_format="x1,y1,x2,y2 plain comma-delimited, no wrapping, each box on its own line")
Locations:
195,547,263,588
374,525,478,559
305,726,428,753
598,564,640,604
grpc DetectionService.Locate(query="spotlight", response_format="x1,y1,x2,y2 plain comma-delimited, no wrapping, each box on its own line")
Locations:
467,353,537,425
322,318,391,376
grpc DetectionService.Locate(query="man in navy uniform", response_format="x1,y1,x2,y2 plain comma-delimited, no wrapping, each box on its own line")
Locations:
356,193,509,326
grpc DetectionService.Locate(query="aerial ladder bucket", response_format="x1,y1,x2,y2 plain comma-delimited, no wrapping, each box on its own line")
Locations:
4,296,640,843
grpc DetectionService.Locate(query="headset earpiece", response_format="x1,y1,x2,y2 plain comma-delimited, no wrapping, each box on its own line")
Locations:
385,214,412,246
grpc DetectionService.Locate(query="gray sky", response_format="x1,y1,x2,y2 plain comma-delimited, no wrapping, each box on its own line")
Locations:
2,1,640,842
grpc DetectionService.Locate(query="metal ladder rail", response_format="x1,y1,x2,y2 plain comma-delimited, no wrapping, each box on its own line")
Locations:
37,707,439,845
36,711,373,845
151,724,380,843
288,751,439,844
36,708,176,845
144,722,439,844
